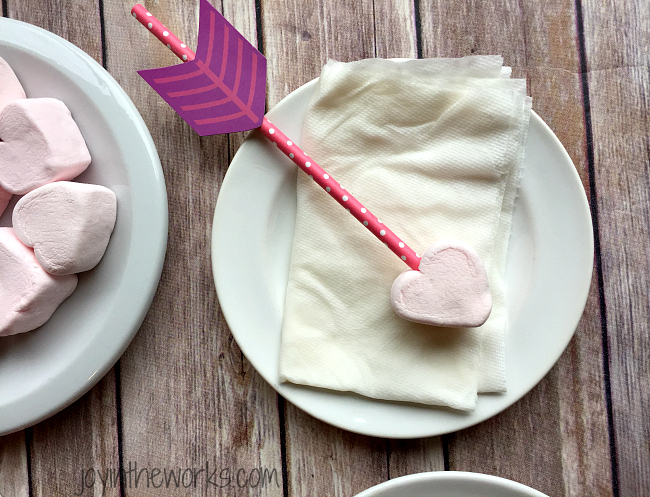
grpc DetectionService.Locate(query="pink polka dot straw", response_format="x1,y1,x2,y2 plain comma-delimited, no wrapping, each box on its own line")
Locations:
132,1,421,271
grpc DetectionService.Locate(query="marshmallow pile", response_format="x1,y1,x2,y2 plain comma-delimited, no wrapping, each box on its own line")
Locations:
0,57,117,337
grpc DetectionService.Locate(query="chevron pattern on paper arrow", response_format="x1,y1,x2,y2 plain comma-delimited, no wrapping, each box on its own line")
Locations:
138,0,267,136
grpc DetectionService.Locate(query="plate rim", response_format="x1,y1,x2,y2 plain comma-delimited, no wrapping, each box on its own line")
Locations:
353,471,550,497
0,18,168,434
212,76,594,438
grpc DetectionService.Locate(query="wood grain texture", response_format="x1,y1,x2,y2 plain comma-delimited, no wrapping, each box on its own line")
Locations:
6,0,103,65
0,431,29,497
283,406,388,497
418,0,526,66
387,438,445,478
262,0,375,105
2,2,120,496
376,2,445,479
261,1,386,493
261,1,442,495
418,0,613,495
582,0,650,489
447,375,564,492
30,373,120,497
102,1,283,495
580,0,649,71
555,273,613,496
6,0,650,494
371,0,417,59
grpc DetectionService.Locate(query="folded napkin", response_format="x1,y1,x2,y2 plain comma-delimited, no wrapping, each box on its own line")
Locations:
278,57,532,410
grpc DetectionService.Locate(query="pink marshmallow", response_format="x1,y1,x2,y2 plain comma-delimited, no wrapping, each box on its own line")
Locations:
0,57,26,114
390,240,492,328
0,98,91,195
0,185,10,217
13,181,117,275
0,228,77,337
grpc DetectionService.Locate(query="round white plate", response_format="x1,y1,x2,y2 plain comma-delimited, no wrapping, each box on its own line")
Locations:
212,79,593,438
0,19,167,434
354,472,549,497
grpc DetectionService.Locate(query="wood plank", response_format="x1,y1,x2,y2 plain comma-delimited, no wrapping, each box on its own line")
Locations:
418,0,526,66
447,374,564,493
102,1,283,495
0,431,29,497
373,0,417,59
6,0,103,65
377,2,446,479
3,2,123,496
29,373,120,497
555,273,613,496
261,1,385,491
581,0,650,487
373,1,448,481
283,405,388,496
387,438,444,478
418,0,613,495
262,0,375,105
262,0,442,494
531,66,612,497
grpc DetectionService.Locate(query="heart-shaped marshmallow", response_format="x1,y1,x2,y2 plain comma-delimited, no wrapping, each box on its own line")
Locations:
0,228,78,336
0,57,26,114
13,181,117,275
390,240,492,328
0,185,10,217
0,98,91,195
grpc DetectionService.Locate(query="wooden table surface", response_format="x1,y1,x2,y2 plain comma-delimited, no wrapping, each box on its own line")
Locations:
0,0,648,495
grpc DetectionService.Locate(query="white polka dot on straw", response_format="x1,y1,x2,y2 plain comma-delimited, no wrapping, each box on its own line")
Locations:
130,3,422,271
256,113,421,271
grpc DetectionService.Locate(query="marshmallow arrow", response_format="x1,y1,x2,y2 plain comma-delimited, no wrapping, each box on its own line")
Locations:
132,3,492,327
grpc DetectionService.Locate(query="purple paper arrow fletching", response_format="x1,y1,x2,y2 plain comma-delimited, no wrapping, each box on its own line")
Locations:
138,0,267,136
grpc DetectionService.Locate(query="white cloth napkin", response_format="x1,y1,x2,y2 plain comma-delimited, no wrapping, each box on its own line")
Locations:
278,57,532,410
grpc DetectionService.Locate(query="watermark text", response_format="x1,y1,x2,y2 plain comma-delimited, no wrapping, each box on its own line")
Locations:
74,461,280,495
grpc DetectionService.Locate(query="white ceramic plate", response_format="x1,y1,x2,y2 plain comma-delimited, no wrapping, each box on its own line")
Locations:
0,19,167,434
212,79,593,438
354,472,549,497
